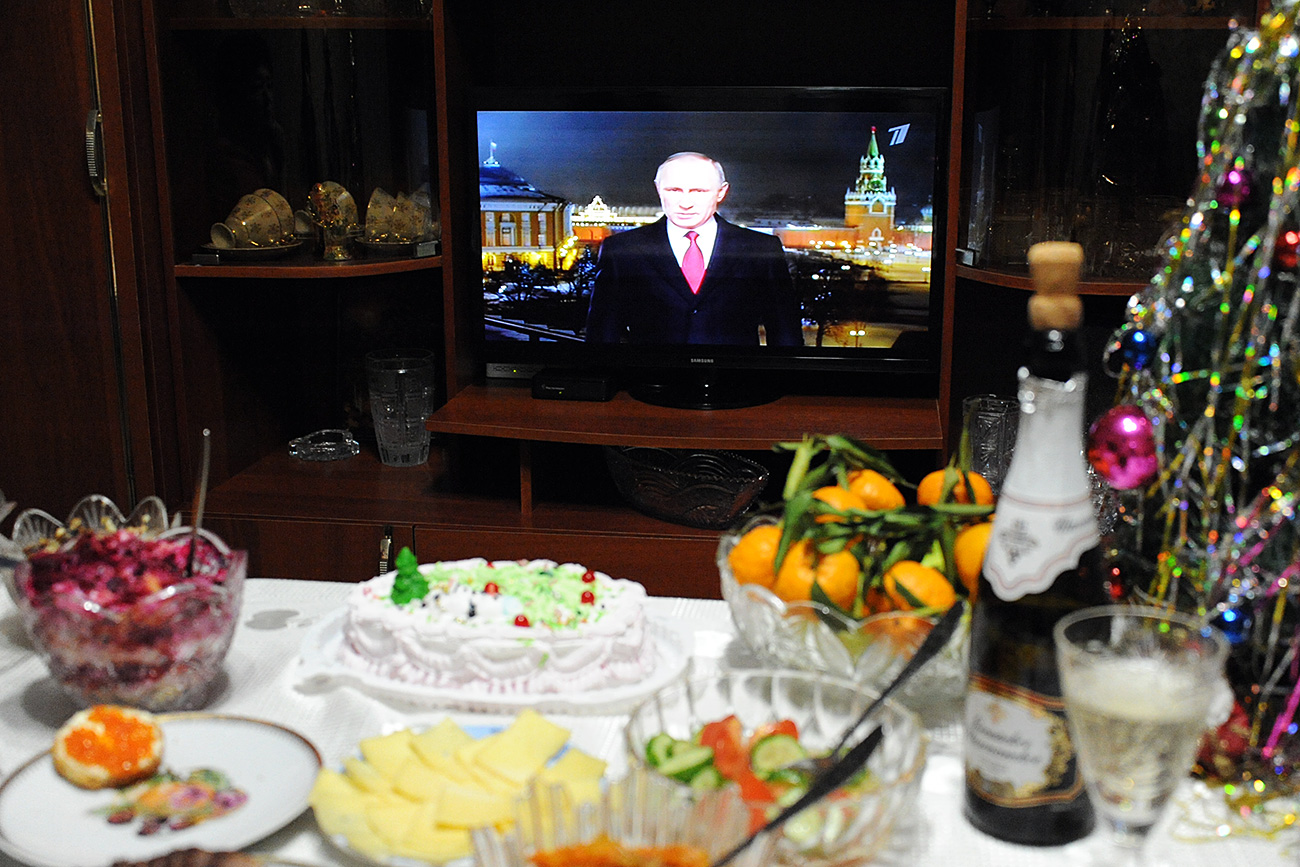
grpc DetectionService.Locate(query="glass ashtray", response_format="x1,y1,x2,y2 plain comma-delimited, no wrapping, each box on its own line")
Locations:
289,429,360,461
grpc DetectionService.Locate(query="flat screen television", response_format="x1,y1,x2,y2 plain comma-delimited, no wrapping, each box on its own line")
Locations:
469,86,950,409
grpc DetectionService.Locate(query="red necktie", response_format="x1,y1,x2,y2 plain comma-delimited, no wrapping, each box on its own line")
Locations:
682,230,705,294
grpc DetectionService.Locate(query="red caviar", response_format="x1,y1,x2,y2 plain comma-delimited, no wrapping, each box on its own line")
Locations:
63,706,158,777
530,836,708,867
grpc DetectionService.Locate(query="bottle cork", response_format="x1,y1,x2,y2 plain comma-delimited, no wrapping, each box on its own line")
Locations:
1027,241,1083,331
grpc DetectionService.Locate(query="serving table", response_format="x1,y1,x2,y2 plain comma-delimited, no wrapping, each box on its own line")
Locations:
0,578,1292,867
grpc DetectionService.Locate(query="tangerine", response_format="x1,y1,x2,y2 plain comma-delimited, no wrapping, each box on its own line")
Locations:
772,539,861,610
845,469,906,510
861,611,932,654
882,559,958,611
814,549,862,611
953,520,994,600
726,523,783,589
811,486,868,523
916,468,995,506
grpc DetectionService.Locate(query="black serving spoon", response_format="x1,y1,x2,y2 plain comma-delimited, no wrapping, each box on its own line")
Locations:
709,599,967,867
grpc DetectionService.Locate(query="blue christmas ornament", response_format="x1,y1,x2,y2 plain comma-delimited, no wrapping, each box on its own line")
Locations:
1119,327,1157,371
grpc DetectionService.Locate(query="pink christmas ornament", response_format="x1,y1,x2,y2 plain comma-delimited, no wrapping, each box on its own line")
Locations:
1087,405,1158,490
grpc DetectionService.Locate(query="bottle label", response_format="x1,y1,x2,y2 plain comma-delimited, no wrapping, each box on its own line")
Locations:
964,674,1082,805
983,492,1098,602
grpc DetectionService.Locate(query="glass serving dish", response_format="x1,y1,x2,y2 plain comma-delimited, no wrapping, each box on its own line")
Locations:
472,765,777,867
718,516,970,729
623,670,927,866
3,494,173,604
6,495,244,712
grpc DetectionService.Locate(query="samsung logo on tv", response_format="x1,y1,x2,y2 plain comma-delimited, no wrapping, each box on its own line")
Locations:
689,357,716,364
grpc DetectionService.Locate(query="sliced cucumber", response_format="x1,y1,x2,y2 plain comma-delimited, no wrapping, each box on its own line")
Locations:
764,767,812,789
774,783,809,808
688,765,725,792
750,733,808,776
645,733,677,767
781,806,825,849
655,743,715,783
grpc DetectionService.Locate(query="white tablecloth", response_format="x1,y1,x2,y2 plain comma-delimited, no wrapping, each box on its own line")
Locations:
0,579,1293,867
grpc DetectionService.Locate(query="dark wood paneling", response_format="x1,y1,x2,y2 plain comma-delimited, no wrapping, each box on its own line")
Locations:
0,0,130,518
204,514,391,582
413,527,722,600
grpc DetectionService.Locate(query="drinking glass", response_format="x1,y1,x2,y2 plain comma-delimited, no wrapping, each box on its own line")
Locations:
364,349,436,466
962,394,1018,495
1053,605,1230,865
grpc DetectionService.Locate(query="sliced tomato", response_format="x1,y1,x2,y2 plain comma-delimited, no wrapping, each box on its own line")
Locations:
748,719,799,745
697,715,777,804
699,716,746,777
734,769,776,803
697,715,743,751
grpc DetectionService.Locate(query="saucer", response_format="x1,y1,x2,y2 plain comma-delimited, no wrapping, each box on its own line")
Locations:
201,240,303,261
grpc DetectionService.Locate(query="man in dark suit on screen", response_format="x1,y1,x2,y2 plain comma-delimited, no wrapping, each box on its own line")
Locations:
584,152,803,346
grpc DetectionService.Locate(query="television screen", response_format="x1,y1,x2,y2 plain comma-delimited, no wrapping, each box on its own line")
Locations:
470,86,949,407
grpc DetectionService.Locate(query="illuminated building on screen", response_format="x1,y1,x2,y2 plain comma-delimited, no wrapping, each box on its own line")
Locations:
478,145,571,270
774,126,930,255
844,127,897,237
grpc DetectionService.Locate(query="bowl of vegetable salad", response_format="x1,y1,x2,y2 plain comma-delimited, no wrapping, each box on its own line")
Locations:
625,670,927,866
471,765,777,867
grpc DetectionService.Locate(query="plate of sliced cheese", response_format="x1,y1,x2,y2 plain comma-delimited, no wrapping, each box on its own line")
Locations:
309,710,609,865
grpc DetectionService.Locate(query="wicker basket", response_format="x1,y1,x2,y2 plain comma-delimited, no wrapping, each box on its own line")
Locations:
603,446,770,529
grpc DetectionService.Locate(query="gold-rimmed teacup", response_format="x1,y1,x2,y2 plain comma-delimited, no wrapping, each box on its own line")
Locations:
210,192,285,248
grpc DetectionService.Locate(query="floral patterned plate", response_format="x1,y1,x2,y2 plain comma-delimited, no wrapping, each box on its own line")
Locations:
0,714,320,867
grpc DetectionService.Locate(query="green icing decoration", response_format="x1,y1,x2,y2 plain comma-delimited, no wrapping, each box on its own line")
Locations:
386,557,620,628
390,547,429,605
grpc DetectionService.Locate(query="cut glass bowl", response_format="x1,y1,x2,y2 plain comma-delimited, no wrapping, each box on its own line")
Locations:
472,765,776,867
718,515,970,729
624,669,927,865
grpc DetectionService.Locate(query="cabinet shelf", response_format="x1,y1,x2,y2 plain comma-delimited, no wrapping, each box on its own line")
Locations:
955,263,1145,296
426,384,946,452
168,16,433,31
968,14,1241,31
174,253,441,279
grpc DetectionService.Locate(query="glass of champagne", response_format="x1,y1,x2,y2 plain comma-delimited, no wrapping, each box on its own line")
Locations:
1053,605,1230,865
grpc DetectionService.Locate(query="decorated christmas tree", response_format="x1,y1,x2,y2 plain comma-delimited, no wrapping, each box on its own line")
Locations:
1093,1,1300,826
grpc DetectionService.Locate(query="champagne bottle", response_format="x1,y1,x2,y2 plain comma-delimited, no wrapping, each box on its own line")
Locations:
962,241,1110,845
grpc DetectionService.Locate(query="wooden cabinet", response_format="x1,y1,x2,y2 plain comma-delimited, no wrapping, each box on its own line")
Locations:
0,0,161,519
8,0,967,596
955,2,1264,297
121,0,963,596
948,3,1267,433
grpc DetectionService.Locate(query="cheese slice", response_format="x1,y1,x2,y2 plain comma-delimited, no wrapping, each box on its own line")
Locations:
393,759,450,802
436,782,515,828
475,709,570,785
365,796,422,846
360,729,418,781
343,756,394,796
411,717,476,760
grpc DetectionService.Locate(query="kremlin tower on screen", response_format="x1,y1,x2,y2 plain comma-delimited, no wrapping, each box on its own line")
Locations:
843,127,897,244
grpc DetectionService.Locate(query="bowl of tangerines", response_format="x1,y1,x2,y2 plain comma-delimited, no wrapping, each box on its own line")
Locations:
718,434,994,725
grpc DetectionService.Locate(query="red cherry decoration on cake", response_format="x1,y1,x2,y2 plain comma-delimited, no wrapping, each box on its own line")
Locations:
513,614,530,627
582,570,597,583
484,582,500,595
581,590,595,604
